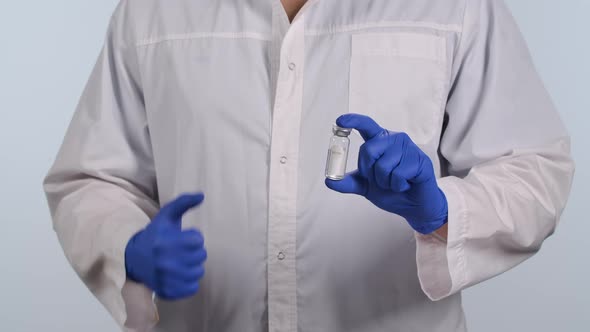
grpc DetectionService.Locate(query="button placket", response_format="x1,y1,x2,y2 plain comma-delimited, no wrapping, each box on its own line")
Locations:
267,10,307,332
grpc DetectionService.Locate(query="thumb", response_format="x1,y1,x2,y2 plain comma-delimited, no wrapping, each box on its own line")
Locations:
159,193,205,221
325,171,368,196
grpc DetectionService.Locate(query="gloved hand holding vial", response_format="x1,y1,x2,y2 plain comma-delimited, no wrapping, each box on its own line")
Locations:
326,113,448,235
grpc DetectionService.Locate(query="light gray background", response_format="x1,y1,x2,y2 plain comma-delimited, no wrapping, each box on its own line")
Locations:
1,1,588,331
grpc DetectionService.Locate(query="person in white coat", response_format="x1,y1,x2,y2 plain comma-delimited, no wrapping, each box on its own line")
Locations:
44,0,575,331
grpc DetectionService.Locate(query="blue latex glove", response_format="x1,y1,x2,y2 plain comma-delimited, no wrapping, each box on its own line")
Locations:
325,114,448,234
125,193,207,300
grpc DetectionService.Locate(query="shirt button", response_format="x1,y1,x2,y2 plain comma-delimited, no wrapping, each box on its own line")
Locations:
277,252,286,260
288,62,296,71
280,156,288,164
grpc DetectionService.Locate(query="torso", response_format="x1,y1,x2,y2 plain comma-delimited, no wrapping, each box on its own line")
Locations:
127,1,468,331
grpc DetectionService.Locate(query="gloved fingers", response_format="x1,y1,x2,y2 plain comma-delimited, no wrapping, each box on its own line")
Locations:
408,152,435,185
179,229,205,249
174,265,206,282
389,172,412,193
358,143,374,183
184,265,206,282
336,113,385,141
155,246,207,267
157,260,206,281
157,247,207,266
159,193,205,220
325,170,368,196
358,138,388,182
176,248,208,266
153,231,204,256
386,133,434,185
157,280,200,300
158,272,203,300
374,143,404,191
385,135,416,191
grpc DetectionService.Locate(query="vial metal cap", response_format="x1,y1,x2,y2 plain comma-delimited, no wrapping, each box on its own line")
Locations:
332,124,352,137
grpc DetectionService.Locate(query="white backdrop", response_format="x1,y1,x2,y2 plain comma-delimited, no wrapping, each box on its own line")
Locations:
1,1,588,331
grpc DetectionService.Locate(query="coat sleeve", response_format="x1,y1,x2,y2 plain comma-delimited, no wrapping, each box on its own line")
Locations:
415,0,575,300
43,1,159,329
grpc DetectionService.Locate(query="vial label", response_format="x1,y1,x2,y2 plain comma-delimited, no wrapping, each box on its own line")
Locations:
326,145,347,180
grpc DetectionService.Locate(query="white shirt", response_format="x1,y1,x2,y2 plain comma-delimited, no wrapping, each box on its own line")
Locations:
43,0,574,331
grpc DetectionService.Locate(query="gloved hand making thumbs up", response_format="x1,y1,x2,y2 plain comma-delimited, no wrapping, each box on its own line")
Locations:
125,193,207,300
325,114,448,235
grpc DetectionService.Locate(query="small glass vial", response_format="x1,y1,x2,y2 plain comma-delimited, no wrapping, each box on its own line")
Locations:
325,124,352,180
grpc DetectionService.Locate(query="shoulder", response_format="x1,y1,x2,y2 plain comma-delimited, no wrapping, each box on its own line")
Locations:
114,0,241,45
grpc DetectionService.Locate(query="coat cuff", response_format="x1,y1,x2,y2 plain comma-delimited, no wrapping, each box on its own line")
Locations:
122,281,158,331
415,176,469,301
109,221,159,331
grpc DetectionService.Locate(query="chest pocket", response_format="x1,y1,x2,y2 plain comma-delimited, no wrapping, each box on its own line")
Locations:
349,32,447,145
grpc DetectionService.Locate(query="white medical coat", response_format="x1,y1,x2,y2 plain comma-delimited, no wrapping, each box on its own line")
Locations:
43,0,575,331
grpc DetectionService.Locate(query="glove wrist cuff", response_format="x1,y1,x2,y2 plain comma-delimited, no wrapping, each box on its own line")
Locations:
124,230,145,282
